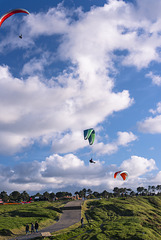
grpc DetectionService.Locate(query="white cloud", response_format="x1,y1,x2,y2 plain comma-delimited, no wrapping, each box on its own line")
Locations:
93,142,118,155
51,131,86,153
22,52,54,76
116,131,137,146
0,60,132,154
93,131,137,155
138,115,161,134
120,155,157,178
4,154,107,192
0,153,158,194
146,71,161,86
149,102,161,115
138,101,161,134
152,171,161,184
2,0,161,68
26,5,71,37
1,0,161,155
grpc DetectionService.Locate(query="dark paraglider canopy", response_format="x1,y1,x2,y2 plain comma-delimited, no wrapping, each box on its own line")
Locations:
84,128,95,145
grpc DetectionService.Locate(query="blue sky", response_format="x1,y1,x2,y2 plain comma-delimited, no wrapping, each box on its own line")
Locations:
0,0,161,194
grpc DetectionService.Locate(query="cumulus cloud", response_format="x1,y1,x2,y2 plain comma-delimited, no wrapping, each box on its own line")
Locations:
138,101,161,133
0,59,132,155
116,131,137,146
146,71,161,86
25,4,71,37
3,154,107,192
138,115,161,134
93,131,137,155
120,155,157,177
22,52,54,76
151,171,161,184
0,153,158,194
2,0,161,68
1,0,161,156
149,102,161,115
51,131,86,153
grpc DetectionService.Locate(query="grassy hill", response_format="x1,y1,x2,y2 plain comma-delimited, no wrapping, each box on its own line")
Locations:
1,196,161,239
0,200,66,239
50,196,161,240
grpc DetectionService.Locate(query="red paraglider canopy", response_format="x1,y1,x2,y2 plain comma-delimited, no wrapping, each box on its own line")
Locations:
0,9,29,27
114,170,128,181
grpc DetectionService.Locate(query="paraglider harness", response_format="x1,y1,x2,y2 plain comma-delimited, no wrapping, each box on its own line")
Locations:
89,158,95,164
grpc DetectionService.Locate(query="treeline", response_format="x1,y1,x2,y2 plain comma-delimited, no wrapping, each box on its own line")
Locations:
0,185,161,202
75,185,161,198
0,191,72,202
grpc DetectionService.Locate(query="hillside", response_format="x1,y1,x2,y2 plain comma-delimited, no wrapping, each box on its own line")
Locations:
51,196,161,240
1,196,161,239
0,201,66,239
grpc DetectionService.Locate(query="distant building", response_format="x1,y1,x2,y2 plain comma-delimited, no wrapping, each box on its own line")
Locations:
34,196,40,201
53,197,58,201
73,194,81,200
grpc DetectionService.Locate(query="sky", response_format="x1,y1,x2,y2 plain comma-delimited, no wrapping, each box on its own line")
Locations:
0,0,161,195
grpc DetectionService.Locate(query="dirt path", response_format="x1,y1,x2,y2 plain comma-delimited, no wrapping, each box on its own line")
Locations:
10,200,83,240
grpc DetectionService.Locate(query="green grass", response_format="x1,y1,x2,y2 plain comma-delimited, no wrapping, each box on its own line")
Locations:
0,200,67,239
47,196,161,240
2,197,161,240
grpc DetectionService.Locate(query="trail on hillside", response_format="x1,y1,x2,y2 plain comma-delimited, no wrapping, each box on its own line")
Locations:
9,200,83,240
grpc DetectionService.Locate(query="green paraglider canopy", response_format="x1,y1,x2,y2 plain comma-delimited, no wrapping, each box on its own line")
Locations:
84,128,95,145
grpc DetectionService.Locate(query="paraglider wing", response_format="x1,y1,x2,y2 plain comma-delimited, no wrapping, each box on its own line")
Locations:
114,171,128,180
88,130,95,145
84,128,95,145
0,9,29,27
114,171,121,179
120,171,128,180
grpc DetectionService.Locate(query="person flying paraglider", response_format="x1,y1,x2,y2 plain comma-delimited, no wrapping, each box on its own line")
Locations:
0,9,29,27
89,158,96,164
0,9,29,39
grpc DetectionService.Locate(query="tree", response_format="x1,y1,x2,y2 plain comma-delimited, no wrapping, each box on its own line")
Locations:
101,190,108,198
156,185,161,195
35,193,42,197
21,191,29,201
126,188,132,195
82,188,87,198
55,191,72,198
49,192,56,201
113,187,120,197
78,190,85,198
137,187,144,195
143,188,148,196
151,186,156,195
148,186,151,194
65,192,72,197
87,189,92,196
56,192,65,198
0,191,9,202
43,191,50,200
130,191,135,197
9,191,21,201
93,191,100,198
